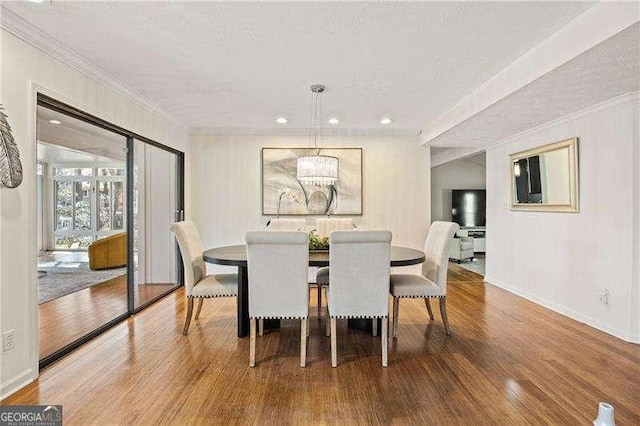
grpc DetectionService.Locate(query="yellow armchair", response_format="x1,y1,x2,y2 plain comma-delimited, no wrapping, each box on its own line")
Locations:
88,232,127,270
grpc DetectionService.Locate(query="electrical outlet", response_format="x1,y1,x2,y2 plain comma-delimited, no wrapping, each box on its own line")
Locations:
3,330,16,351
599,289,610,306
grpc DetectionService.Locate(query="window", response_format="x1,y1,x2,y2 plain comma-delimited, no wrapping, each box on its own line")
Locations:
52,166,125,249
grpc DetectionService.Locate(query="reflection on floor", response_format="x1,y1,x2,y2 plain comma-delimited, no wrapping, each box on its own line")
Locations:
38,251,176,360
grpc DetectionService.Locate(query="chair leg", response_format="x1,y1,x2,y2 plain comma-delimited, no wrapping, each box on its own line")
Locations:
331,318,337,367
258,319,264,336
326,311,331,337
439,297,452,335
300,319,307,367
425,298,434,320
250,319,256,367
392,297,399,338
182,297,194,335
194,298,204,319
372,318,378,337
381,318,388,367
317,285,322,318
306,317,310,337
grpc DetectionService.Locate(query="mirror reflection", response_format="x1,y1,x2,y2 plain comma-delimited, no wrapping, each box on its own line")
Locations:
510,138,578,212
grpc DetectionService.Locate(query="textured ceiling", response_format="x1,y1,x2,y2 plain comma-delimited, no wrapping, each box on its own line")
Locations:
3,1,595,131
427,23,640,148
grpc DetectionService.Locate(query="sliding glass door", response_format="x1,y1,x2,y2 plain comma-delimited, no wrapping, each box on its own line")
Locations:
131,139,182,309
36,94,185,368
36,104,129,363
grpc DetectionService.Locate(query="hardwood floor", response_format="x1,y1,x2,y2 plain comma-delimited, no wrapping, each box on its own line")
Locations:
7,265,639,424
39,276,175,359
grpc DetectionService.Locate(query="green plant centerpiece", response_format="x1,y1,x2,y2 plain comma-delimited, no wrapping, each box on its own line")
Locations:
308,230,330,251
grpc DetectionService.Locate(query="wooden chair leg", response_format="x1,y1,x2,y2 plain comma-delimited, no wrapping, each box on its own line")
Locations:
381,318,388,367
194,298,204,319
250,319,256,367
317,285,322,318
392,297,399,338
372,318,378,337
439,296,452,335
300,319,307,367
182,297,194,335
306,317,310,337
258,319,264,336
330,318,338,367
425,298,434,320
326,311,331,337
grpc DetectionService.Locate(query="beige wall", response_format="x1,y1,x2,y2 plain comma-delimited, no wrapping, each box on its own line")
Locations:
485,93,639,343
190,133,430,274
0,29,189,398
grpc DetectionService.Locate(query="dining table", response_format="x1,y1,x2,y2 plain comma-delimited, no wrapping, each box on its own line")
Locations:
203,245,426,337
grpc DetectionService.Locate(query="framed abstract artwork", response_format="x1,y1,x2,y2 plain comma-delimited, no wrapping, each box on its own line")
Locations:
262,147,362,215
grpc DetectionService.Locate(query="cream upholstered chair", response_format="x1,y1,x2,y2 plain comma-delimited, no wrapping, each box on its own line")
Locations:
326,230,392,367
314,218,355,317
390,221,459,337
449,236,474,263
246,231,309,367
171,221,238,335
266,218,307,231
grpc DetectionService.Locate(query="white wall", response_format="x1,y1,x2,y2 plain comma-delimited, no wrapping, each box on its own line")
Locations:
485,93,639,343
190,133,430,274
431,154,486,222
0,29,189,398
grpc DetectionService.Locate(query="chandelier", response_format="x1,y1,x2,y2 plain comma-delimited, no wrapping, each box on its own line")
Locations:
296,85,338,186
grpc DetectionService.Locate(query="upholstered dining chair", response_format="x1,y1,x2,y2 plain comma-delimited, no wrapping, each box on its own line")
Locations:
266,218,307,231
314,218,355,317
171,221,238,335
390,221,459,337
246,231,309,367
326,230,392,367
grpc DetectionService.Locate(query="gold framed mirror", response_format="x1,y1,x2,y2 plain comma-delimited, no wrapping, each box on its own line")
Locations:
510,137,579,212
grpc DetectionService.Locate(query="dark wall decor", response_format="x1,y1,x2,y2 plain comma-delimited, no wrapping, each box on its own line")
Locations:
0,104,23,188
262,147,363,215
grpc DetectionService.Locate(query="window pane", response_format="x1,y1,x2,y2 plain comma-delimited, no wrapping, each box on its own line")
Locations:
54,167,76,176
74,181,91,230
98,181,125,231
54,235,93,249
98,168,125,176
78,168,93,176
36,163,44,176
55,181,73,230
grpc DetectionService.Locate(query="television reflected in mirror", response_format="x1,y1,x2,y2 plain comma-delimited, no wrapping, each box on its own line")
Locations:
510,138,579,212
451,190,486,227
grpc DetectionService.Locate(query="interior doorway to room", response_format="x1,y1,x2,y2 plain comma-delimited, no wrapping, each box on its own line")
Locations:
430,150,486,277
36,97,184,367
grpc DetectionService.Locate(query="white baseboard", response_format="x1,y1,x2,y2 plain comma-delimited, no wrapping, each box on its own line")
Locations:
1,368,37,400
484,276,640,344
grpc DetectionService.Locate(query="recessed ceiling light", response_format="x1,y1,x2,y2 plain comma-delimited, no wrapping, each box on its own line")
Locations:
328,118,339,125
276,117,288,124
49,119,62,125
28,0,44,3
380,117,393,125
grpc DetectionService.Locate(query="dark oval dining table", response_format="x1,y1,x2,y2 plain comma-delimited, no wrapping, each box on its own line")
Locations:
203,245,426,337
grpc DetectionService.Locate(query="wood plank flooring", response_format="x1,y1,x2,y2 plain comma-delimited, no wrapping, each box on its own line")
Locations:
39,276,175,359
6,264,640,424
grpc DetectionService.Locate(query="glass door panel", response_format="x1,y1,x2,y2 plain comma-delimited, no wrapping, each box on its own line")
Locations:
132,139,181,308
36,104,128,361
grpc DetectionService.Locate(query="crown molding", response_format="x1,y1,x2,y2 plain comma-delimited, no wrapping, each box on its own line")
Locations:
484,91,639,152
189,127,420,139
0,5,183,130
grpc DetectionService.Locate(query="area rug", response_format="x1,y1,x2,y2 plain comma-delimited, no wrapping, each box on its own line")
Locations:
38,262,126,304
452,257,485,277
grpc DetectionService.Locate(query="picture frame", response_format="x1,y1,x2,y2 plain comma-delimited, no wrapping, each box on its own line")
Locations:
261,147,363,215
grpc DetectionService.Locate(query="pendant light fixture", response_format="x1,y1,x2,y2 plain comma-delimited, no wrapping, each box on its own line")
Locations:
296,85,338,186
